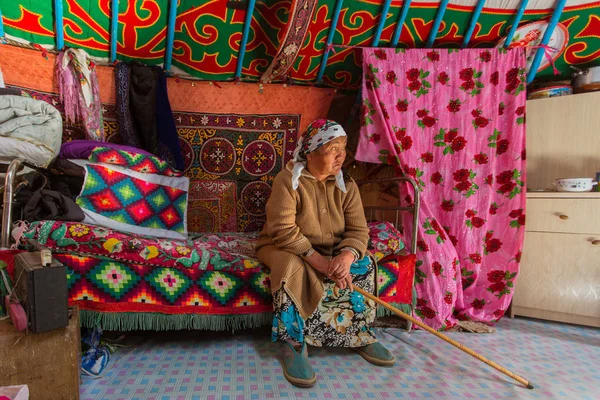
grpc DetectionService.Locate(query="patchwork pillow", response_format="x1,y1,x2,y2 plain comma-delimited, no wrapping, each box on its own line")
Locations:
73,160,189,240
89,147,183,177
367,221,406,261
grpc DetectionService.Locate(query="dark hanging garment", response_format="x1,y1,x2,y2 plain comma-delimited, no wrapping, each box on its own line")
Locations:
129,62,158,154
114,62,141,148
154,67,185,171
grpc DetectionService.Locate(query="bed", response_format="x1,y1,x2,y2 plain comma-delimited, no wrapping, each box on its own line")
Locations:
2,158,420,332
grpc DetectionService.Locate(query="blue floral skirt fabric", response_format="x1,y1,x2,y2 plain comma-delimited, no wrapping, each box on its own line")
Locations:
271,256,378,347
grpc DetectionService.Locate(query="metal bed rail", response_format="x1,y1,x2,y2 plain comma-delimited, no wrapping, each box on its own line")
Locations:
1,158,25,249
355,175,420,331
355,175,420,256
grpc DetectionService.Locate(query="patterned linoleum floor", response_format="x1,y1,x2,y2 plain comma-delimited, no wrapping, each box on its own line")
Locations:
81,317,600,400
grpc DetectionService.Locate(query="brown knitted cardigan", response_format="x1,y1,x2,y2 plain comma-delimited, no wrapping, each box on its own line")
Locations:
255,162,369,319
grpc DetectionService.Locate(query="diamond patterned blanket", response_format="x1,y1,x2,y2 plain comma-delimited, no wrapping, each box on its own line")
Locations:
73,161,189,240
89,147,184,177
22,221,413,322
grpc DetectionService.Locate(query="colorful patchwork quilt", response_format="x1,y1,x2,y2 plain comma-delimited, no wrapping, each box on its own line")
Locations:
23,221,413,318
74,161,189,240
89,147,184,177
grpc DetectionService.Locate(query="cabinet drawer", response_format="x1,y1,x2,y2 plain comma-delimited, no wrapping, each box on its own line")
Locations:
526,198,600,234
513,231,600,321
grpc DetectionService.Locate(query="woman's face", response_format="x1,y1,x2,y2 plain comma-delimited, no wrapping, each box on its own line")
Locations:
306,136,347,178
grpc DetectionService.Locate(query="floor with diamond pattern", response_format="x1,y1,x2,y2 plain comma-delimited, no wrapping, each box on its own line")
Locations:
80,317,599,399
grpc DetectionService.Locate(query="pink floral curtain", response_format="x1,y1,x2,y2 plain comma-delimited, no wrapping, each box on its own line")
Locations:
356,48,526,330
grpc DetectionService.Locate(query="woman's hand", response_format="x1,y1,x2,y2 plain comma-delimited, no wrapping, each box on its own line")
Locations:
328,251,354,290
332,274,353,291
302,250,330,276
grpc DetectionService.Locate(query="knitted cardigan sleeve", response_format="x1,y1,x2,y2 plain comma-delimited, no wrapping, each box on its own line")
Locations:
263,172,313,256
337,180,370,258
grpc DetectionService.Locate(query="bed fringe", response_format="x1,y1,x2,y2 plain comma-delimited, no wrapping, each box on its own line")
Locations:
80,310,274,332
376,302,412,317
78,305,411,332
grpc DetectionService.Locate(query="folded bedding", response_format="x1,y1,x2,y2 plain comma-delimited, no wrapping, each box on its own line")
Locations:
0,95,62,167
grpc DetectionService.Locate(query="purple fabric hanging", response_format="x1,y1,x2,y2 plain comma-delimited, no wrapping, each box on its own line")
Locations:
57,49,105,141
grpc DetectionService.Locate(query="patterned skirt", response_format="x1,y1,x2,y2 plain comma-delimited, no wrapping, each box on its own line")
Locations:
271,256,378,348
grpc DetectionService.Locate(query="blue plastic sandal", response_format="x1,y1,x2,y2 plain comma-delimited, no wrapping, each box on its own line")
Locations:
353,342,396,366
281,341,317,388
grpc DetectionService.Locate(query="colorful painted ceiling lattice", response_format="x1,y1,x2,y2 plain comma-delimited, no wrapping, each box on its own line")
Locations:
1,1,599,89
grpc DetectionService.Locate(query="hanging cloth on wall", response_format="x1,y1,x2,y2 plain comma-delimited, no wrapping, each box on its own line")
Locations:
114,62,184,170
154,67,185,171
129,62,159,154
259,0,318,83
115,62,141,148
355,48,527,331
56,48,105,142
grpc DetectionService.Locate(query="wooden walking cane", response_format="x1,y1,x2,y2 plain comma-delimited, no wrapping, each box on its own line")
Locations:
353,286,534,389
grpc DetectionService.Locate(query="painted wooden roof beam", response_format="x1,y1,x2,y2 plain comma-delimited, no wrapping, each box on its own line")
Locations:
164,0,178,71
504,0,529,46
0,5,4,38
425,0,449,48
527,0,567,83
372,0,393,47
317,0,344,83
391,0,412,48
54,0,64,50
110,0,119,63
461,0,486,48
235,0,257,79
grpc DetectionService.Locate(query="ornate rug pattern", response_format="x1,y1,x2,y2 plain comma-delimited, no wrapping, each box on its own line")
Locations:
14,86,298,233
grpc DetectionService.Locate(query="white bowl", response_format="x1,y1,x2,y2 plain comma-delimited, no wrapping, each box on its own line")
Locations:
554,178,598,192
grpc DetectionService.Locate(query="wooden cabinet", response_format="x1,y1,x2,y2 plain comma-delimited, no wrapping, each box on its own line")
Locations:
513,92,600,327
512,193,600,327
526,91,600,191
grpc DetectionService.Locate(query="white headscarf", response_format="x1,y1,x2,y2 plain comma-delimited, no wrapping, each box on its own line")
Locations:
291,119,347,193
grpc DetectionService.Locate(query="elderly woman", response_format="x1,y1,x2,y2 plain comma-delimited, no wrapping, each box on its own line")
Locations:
256,119,395,388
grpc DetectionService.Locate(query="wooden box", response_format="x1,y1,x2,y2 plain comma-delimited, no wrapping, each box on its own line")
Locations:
0,307,81,399
14,251,68,333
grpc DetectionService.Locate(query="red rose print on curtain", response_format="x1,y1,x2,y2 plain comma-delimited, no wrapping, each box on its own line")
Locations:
357,48,526,330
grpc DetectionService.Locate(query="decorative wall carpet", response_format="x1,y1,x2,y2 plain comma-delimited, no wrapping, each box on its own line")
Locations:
175,112,298,233
79,317,600,399
13,86,298,233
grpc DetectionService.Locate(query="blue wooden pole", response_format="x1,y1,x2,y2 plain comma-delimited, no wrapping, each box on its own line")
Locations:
316,0,344,83
164,0,178,70
425,0,449,47
461,0,485,48
235,0,257,78
526,0,567,83
390,0,412,47
504,0,529,47
0,6,5,37
372,0,392,47
110,0,119,63
54,0,64,50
